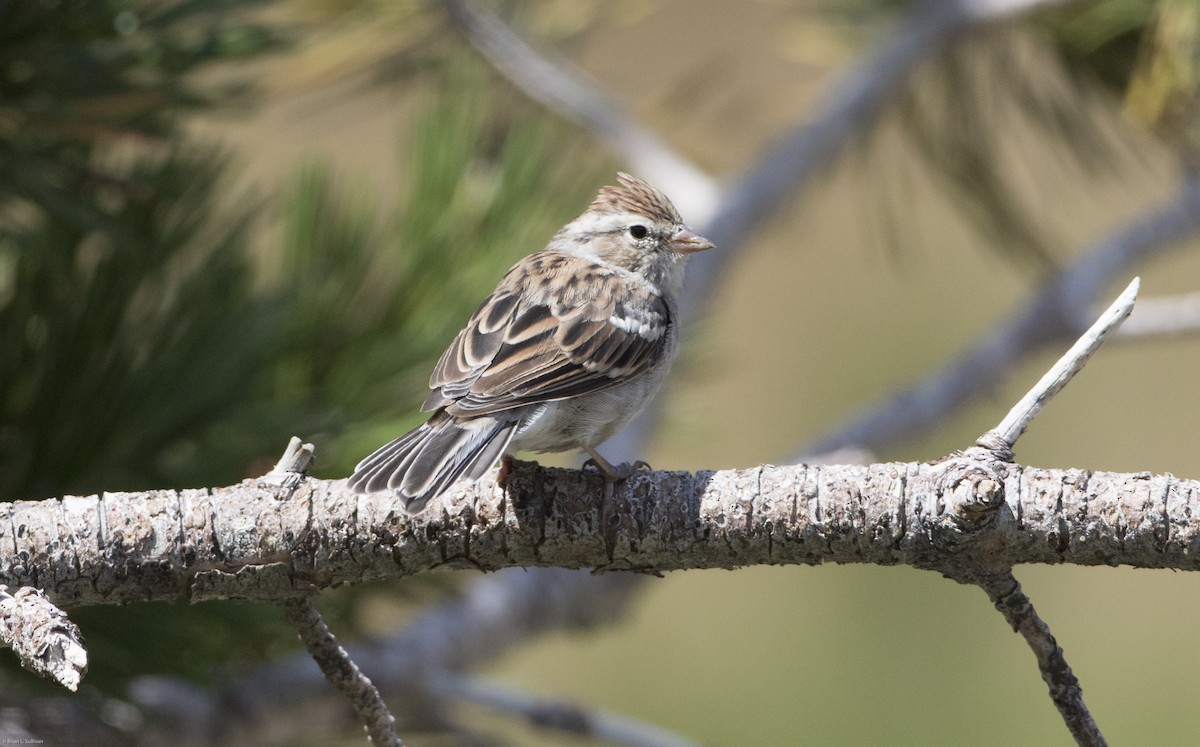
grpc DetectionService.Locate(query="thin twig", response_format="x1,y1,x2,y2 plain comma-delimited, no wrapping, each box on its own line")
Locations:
941,275,1134,745
433,675,702,747
280,596,402,747
985,574,1106,747
981,277,1139,451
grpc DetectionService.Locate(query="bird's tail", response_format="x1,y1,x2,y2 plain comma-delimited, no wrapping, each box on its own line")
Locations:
347,412,517,514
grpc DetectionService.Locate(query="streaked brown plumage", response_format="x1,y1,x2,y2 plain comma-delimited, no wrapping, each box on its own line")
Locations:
348,173,714,513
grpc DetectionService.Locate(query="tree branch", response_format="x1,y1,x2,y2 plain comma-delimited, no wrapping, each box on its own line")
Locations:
7,459,1199,609
983,277,1138,451
281,595,401,747
984,574,1105,747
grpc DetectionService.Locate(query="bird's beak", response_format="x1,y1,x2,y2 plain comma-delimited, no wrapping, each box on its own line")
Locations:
667,226,715,254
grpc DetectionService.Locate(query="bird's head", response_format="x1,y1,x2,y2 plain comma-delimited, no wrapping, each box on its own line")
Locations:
553,173,714,294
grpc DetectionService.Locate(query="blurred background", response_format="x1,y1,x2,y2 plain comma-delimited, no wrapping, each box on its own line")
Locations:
2,0,1200,744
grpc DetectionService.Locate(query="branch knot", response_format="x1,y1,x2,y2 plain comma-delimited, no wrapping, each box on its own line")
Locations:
934,447,1009,531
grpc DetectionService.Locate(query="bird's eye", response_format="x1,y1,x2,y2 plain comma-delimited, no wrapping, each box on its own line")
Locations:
628,224,648,240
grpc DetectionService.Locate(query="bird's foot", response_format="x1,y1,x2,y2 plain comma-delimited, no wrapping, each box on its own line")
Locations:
582,449,651,482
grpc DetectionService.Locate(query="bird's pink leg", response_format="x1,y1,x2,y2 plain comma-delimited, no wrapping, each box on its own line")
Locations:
582,448,650,482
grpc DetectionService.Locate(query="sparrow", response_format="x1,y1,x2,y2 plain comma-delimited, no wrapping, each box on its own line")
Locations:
348,173,714,513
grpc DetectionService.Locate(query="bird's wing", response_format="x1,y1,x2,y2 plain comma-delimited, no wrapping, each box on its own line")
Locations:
423,251,671,417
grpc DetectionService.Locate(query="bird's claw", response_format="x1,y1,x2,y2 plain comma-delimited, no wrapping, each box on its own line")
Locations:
582,457,651,482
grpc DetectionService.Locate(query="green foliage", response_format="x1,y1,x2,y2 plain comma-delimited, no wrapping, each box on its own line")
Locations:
69,600,298,691
0,0,279,231
0,0,603,689
0,146,275,498
1125,0,1200,161
0,0,283,499
0,0,291,692
1042,0,1158,92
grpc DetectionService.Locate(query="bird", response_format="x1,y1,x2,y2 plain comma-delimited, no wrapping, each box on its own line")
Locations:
348,173,714,513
